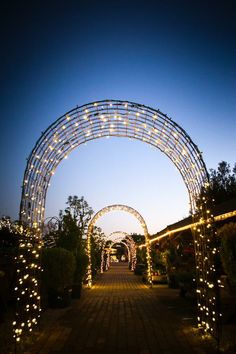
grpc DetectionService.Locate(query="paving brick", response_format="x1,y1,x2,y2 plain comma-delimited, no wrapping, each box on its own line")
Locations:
26,263,216,354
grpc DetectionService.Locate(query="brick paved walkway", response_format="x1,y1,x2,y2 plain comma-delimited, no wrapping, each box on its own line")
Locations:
26,263,215,354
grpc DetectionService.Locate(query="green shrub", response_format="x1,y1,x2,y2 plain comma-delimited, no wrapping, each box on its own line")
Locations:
42,247,76,291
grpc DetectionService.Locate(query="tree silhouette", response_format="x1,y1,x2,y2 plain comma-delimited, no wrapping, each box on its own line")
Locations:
207,161,236,204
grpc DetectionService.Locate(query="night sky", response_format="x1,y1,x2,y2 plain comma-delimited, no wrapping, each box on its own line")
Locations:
1,0,235,235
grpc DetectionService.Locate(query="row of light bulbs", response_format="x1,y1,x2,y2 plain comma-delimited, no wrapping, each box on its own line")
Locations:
21,101,205,231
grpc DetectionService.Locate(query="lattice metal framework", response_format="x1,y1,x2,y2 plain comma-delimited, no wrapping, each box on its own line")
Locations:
105,231,137,270
0,219,42,343
110,240,130,261
100,233,133,273
103,236,131,270
86,204,151,287
42,216,61,236
108,234,132,263
19,99,220,340
41,216,61,248
124,235,137,270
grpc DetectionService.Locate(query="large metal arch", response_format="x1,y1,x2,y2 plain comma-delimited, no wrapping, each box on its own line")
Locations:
18,99,220,340
20,99,209,229
87,204,152,287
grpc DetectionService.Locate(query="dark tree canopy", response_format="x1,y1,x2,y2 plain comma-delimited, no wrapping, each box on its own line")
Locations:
207,161,236,204
44,196,105,283
62,195,93,233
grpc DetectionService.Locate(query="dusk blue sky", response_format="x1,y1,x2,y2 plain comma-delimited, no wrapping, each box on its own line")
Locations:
1,1,235,235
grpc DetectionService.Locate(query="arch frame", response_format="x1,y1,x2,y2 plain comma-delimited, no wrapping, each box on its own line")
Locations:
107,231,137,270
17,99,221,341
100,231,137,272
20,99,210,230
86,204,152,287
109,240,131,262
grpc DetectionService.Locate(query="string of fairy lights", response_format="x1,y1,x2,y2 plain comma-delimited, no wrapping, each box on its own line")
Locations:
101,231,137,271
137,209,236,246
107,239,131,264
18,99,221,342
0,218,42,343
102,236,131,270
86,204,151,287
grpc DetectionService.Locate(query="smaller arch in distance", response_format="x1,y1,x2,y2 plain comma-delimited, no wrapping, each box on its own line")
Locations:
86,204,152,286
102,231,137,271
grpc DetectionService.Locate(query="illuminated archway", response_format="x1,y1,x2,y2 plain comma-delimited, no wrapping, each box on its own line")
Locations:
100,231,137,271
107,231,137,270
18,99,220,341
109,240,130,264
87,204,151,287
